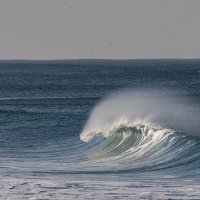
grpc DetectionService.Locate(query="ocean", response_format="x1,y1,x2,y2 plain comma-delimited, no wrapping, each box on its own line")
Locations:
0,59,199,199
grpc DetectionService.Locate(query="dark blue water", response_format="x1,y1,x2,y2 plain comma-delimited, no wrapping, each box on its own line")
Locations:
0,60,200,199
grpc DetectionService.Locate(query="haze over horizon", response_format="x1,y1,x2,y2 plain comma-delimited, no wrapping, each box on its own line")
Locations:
0,0,200,60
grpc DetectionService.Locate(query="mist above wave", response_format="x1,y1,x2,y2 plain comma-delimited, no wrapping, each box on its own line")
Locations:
80,89,199,142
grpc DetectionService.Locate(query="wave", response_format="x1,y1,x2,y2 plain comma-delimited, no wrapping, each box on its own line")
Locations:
79,121,200,174
79,90,200,173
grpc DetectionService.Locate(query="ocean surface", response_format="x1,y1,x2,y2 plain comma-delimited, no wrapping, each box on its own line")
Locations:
0,59,200,199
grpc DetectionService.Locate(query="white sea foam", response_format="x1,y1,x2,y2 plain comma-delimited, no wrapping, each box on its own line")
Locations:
1,176,200,200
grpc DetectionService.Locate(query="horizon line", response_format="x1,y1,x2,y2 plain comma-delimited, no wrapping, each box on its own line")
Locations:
0,58,200,62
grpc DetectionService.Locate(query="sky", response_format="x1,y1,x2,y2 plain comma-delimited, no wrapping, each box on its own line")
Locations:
0,0,200,60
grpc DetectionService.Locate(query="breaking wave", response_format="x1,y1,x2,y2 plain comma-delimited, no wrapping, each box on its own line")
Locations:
79,90,200,173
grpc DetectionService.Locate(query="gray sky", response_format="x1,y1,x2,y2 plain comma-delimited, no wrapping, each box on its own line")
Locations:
0,0,200,59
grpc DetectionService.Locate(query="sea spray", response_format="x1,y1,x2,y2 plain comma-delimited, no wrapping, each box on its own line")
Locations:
80,89,199,142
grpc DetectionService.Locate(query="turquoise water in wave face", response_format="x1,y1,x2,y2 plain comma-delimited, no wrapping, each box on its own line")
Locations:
0,60,200,199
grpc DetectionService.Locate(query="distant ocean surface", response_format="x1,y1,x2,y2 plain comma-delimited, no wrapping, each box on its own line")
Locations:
0,59,200,199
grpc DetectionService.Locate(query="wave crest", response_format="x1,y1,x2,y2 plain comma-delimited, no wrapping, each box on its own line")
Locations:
80,119,171,142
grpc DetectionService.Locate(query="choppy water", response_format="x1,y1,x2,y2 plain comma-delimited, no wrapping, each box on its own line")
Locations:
0,59,200,199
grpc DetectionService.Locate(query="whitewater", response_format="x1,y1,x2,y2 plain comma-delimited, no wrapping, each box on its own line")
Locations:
0,59,200,199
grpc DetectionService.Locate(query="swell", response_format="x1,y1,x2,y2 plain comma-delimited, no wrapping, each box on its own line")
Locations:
0,96,98,116
0,96,99,101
